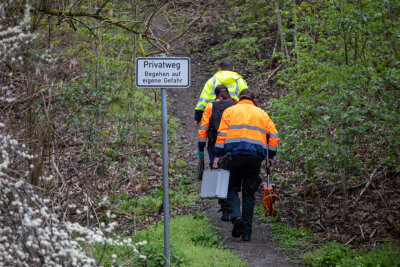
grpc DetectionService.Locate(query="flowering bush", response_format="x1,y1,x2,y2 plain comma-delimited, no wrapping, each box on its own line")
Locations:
0,1,35,61
0,123,146,266
0,0,37,104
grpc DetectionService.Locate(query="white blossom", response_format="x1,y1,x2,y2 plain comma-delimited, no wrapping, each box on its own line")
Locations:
0,126,145,266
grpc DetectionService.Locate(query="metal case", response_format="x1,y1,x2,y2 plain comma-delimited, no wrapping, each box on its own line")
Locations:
200,169,230,198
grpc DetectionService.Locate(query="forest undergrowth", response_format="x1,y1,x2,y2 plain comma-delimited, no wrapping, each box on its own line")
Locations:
0,1,216,265
1,0,400,266
190,0,400,262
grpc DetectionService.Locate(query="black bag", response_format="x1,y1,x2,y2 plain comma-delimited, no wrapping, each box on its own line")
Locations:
207,99,235,147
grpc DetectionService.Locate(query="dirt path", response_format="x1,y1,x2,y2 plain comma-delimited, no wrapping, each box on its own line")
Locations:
168,53,303,267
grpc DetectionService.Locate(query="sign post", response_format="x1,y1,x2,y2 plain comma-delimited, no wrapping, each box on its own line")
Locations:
136,57,190,267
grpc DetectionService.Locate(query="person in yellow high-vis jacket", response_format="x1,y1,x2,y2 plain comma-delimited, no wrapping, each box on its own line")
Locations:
194,60,248,128
213,89,279,242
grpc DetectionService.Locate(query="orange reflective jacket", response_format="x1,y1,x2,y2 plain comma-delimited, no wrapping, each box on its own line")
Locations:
198,101,213,144
214,99,279,159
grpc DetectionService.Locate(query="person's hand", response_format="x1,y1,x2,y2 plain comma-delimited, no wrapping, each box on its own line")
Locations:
268,158,274,167
194,121,199,129
213,157,220,169
197,150,204,158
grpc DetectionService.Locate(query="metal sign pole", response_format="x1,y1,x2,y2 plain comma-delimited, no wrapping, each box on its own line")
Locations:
135,55,189,267
161,87,170,267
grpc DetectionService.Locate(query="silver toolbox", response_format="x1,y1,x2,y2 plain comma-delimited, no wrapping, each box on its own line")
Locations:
200,169,230,199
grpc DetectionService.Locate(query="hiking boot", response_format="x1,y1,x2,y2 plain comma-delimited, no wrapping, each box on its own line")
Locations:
231,217,244,238
241,234,251,242
221,212,230,221
218,199,230,222
221,206,230,221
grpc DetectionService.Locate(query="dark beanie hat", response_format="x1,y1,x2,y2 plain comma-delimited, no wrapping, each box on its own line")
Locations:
239,89,255,100
215,84,228,96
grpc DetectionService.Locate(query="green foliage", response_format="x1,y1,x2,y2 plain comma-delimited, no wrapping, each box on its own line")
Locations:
271,0,400,185
170,188,199,209
135,241,187,267
209,0,274,75
254,204,282,223
271,223,315,252
132,216,245,267
136,195,162,214
303,242,357,267
111,193,138,213
109,173,199,223
303,242,400,267
191,232,221,248
254,204,268,223
92,241,138,266
208,0,399,187
93,240,186,267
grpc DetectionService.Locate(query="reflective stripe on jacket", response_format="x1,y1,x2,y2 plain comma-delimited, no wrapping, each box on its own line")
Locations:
198,101,214,144
195,71,247,111
214,99,279,159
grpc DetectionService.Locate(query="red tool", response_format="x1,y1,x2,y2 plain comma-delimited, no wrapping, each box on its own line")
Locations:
262,165,281,216
263,134,281,216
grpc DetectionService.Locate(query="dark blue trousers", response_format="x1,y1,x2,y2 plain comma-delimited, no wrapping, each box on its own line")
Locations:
227,155,262,236
207,145,215,169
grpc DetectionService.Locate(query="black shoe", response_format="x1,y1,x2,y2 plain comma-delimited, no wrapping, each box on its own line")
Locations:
232,218,244,238
221,213,230,221
221,207,230,221
241,234,251,241
218,199,230,222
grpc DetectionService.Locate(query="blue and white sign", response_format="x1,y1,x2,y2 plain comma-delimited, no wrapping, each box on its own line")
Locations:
136,57,190,88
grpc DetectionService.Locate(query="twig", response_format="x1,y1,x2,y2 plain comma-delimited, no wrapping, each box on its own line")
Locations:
359,224,365,239
169,5,208,44
369,228,377,238
266,64,282,81
316,220,326,230
65,149,142,180
323,185,336,206
370,182,389,209
352,168,378,207
35,8,169,47
264,48,295,84
384,216,400,234
51,153,64,183
97,241,107,266
345,236,356,246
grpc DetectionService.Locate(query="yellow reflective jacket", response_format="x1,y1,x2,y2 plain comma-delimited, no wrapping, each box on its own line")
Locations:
195,71,247,111
214,99,279,159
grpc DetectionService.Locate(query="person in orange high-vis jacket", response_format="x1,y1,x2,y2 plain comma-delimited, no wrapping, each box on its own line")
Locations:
213,89,279,242
198,85,236,169
198,84,236,221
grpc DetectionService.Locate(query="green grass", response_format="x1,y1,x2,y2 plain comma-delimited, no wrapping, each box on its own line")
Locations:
259,215,400,267
108,176,200,224
254,204,282,223
270,222,315,253
303,242,400,267
93,215,246,266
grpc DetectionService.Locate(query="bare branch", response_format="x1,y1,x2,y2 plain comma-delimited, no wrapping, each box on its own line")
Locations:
168,5,207,44
35,7,169,48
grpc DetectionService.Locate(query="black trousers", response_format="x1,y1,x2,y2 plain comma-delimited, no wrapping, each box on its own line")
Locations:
228,155,262,236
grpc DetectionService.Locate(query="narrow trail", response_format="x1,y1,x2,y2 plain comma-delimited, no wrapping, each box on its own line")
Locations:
169,53,303,267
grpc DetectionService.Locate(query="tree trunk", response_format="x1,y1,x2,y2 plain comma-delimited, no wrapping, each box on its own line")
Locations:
273,0,288,56
341,171,348,219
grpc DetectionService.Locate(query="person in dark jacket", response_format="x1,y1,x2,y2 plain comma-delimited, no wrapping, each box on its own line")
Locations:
197,84,236,221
